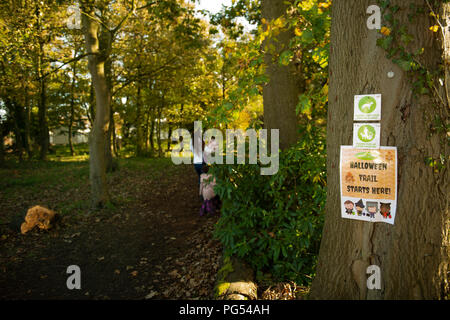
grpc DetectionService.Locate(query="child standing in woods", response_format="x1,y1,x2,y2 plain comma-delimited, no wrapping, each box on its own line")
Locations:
190,130,205,186
199,164,221,216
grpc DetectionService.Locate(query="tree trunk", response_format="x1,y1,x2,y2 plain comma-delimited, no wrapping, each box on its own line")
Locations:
23,91,32,159
8,99,24,161
310,0,449,300
81,3,111,208
144,108,150,152
261,0,301,150
105,101,114,171
69,61,77,156
112,110,118,157
88,81,95,127
36,2,48,161
157,97,163,157
37,67,49,161
135,83,144,156
0,125,4,166
104,55,114,172
149,114,155,154
167,125,172,152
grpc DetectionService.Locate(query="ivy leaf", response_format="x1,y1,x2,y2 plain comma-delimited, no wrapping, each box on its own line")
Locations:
301,29,314,44
393,59,412,71
296,94,312,116
223,102,233,110
279,50,294,66
312,47,328,68
377,36,393,50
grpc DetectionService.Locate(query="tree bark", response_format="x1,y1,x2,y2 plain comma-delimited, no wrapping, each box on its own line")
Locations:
69,60,77,156
104,53,114,171
8,99,24,161
81,2,111,208
135,82,144,156
144,107,150,152
167,125,172,152
157,97,163,157
0,125,4,166
149,113,155,154
23,91,32,159
310,0,449,300
261,0,300,150
37,53,49,161
36,3,48,161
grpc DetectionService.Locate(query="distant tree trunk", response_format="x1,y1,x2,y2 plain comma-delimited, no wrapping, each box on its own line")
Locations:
157,117,162,157
157,97,163,157
36,3,48,161
310,0,449,300
38,79,49,160
8,99,24,161
68,61,77,156
68,103,74,156
87,81,95,127
261,0,301,150
104,52,114,172
105,101,114,171
23,91,32,159
135,82,144,156
0,126,4,165
167,125,172,152
144,108,150,152
112,110,118,157
81,2,111,208
149,115,155,154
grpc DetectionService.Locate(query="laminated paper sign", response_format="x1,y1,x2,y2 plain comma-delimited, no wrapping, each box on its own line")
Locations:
340,146,397,225
353,123,380,149
354,94,381,121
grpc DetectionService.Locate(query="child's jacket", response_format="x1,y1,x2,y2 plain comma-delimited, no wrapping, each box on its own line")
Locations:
199,173,216,200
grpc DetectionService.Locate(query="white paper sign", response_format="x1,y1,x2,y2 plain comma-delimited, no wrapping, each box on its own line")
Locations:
354,94,381,121
340,146,398,225
353,123,380,149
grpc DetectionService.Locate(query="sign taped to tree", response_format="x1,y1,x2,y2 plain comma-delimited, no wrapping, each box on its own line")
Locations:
340,146,397,225
354,94,381,121
353,123,380,149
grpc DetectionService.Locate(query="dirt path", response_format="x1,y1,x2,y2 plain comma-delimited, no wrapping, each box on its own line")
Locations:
0,161,222,299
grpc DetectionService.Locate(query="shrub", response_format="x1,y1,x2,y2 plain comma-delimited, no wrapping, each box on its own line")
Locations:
211,127,326,285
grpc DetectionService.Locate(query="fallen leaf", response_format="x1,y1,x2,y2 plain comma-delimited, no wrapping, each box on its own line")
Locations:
145,291,158,299
168,270,179,277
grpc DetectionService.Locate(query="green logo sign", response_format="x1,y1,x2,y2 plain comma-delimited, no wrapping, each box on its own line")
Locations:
358,96,377,114
355,151,380,160
358,125,376,142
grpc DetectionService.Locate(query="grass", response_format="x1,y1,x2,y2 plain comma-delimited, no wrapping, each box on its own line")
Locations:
0,145,177,222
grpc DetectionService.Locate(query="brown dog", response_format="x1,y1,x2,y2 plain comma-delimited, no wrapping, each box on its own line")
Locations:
20,205,56,234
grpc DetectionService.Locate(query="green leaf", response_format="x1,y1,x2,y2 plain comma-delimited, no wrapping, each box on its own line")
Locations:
393,59,412,71
296,94,312,115
301,29,314,43
279,50,294,66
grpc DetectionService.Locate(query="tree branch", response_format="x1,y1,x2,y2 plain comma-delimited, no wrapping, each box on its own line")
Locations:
38,52,95,81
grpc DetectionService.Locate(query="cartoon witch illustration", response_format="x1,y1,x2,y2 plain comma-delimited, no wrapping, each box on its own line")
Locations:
355,199,365,216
